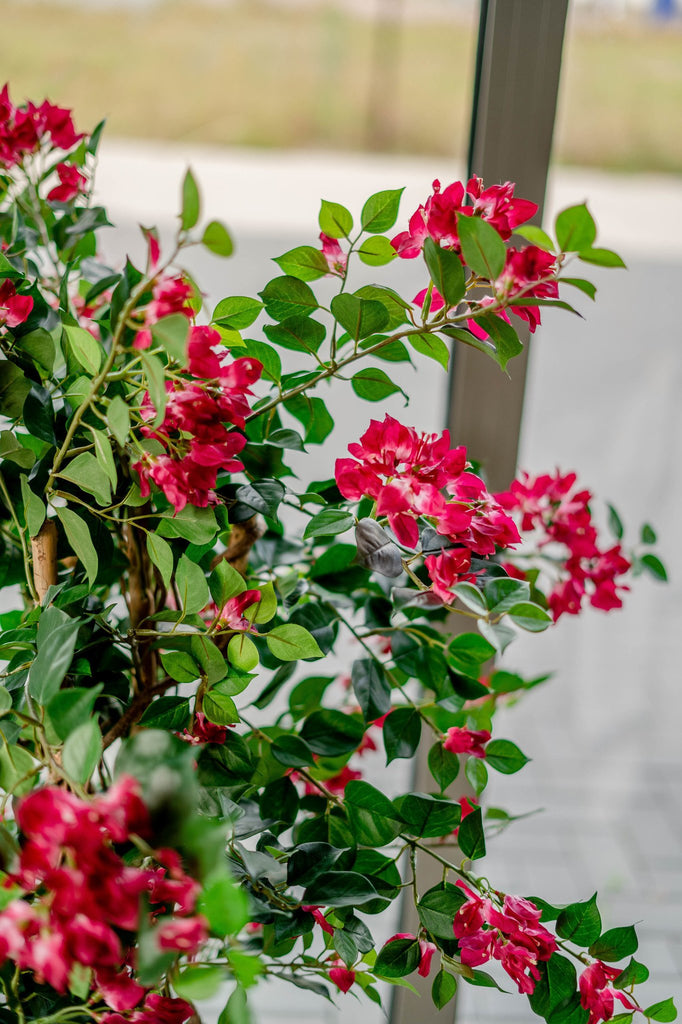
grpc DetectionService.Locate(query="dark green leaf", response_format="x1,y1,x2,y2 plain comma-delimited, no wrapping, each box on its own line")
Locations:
140,696,191,731
428,741,460,790
484,739,530,775
375,938,420,979
264,315,326,353
457,806,486,859
394,792,462,838
0,361,30,418
351,658,391,722
417,883,467,939
383,708,421,763
613,958,649,989
407,332,450,370
331,294,389,341
47,684,103,741
529,956,578,1018
432,969,457,1009
303,508,354,540
589,925,638,962
62,718,101,785
556,893,602,946
640,553,667,581
458,214,507,279
301,710,364,756
55,506,98,585
423,237,466,306
303,871,379,907
344,780,404,847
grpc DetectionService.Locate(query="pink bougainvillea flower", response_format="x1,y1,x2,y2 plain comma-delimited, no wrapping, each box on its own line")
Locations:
413,285,446,314
0,279,33,329
157,915,208,953
180,711,230,746
443,726,491,758
320,232,348,276
424,546,474,602
302,905,335,936
329,962,356,993
216,589,262,632
47,162,87,202
386,933,438,977
579,961,637,1024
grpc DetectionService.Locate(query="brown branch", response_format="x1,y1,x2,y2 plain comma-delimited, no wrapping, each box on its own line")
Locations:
211,514,266,577
102,678,177,749
31,519,58,601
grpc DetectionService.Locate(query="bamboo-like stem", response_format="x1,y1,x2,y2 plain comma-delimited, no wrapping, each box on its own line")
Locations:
31,519,58,602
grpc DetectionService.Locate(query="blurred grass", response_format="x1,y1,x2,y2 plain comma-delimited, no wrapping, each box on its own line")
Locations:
2,1,682,173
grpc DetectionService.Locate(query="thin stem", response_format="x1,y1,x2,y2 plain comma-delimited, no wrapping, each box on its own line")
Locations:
0,471,39,603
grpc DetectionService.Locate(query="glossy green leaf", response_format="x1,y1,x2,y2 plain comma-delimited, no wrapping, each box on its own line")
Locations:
432,969,457,1009
331,294,389,341
556,893,602,946
394,792,462,838
407,332,450,370
423,237,466,306
417,883,467,939
361,188,404,233
55,506,98,586
344,780,405,847
428,741,460,790
303,508,354,540
175,554,210,615
351,367,399,401
458,214,506,279
375,938,420,979
484,739,530,775
139,696,191,731
63,324,103,375
274,245,328,281
19,475,45,538
266,624,323,661
0,361,30,417
59,451,111,507
260,276,318,320
457,805,486,860
507,601,552,631
319,199,353,239
383,707,421,763
147,533,174,589
227,633,260,672
47,684,103,741
589,925,638,962
212,296,263,330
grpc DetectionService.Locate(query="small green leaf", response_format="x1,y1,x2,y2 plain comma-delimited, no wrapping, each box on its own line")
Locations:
578,247,625,268
55,506,98,586
331,293,389,341
227,633,259,672
174,965,223,1001
357,235,396,266
383,708,421,763
484,739,530,775
640,523,657,545
361,188,404,233
202,220,233,257
63,325,103,375
507,601,552,632
395,792,462,838
107,395,131,446
160,651,200,684
640,553,667,581
319,199,353,239
375,938,420,979
417,884,467,939
62,719,102,785
428,741,460,790
180,167,201,231
556,893,602,946
209,560,246,607
432,969,457,1009
260,276,318,321
303,508,354,540
607,503,624,540
0,686,12,716
175,554,210,615
139,696,191,730
514,224,556,251
465,756,488,796
266,624,323,661
457,806,486,859
351,367,399,401
151,313,190,363
199,870,249,936
20,476,45,538
458,214,507,280
203,688,239,726
555,203,597,253
589,925,638,962
644,999,677,1023
407,333,450,369
423,237,466,306
147,533,174,589
59,451,111,507
351,658,391,721
274,245,329,281
140,351,167,427
212,296,263,330
613,958,649,989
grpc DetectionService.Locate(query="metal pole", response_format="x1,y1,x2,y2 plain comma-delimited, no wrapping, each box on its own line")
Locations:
390,3,569,1022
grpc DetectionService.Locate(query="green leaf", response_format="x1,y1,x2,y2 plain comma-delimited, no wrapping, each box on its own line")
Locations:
212,296,263,330
446,633,495,677
432,969,457,1009
394,792,462,838
303,508,354,540
428,741,460,790
203,688,239,726
457,806,486,859
175,554,210,615
319,199,353,239
59,451,111,507
139,696,190,731
0,743,37,795
140,351,167,427
0,686,12,716
0,429,35,468
529,956,578,1018
47,684,103,741
484,739,530,775
63,324,103,375
351,658,391,721
89,428,117,489
62,719,102,784
640,553,667,581
19,476,45,538
209,560,246,608
417,883,467,939
644,999,677,1023
361,188,404,233
458,214,507,280
264,316,326,354
151,313,190,363
18,328,56,374
351,367,399,401
331,293,389,341
107,395,131,446
613,958,649,989
507,601,553,632
578,247,626,268
355,284,410,330
147,533,173,589
473,312,524,370
562,276,597,300
514,224,556,250
357,235,396,266
160,651,200,684
55,506,98,586
28,606,81,703
199,870,249,936
375,938,420,979
303,870,378,908
0,361,31,417
465,756,488,796
271,734,315,768
344,779,404,846
589,925,638,962
383,707,421,763
202,219,233,257
174,965,223,1001
556,893,602,946
423,237,466,306
555,203,597,253
227,633,260,672
180,167,201,231
301,709,364,756
407,332,450,370
607,503,624,540
266,624,323,661
274,245,329,281
640,523,657,545
260,276,318,321
453,582,488,614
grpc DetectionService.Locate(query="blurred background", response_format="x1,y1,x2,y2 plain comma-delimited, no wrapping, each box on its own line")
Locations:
2,0,680,1021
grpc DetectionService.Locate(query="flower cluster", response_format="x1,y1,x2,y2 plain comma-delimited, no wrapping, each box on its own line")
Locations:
0,84,86,201
579,961,637,1024
134,325,262,511
133,273,195,352
335,414,519,599
453,884,556,994
0,778,205,1020
496,470,632,620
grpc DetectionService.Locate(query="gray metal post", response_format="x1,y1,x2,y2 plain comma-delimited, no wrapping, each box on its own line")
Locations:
390,3,568,1022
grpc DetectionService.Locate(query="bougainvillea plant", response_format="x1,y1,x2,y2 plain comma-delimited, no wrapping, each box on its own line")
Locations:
0,85,672,1024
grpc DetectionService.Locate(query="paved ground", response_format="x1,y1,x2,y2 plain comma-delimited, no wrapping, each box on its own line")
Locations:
91,141,682,1022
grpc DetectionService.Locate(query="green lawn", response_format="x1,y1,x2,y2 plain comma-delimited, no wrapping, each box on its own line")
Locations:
2,1,682,173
